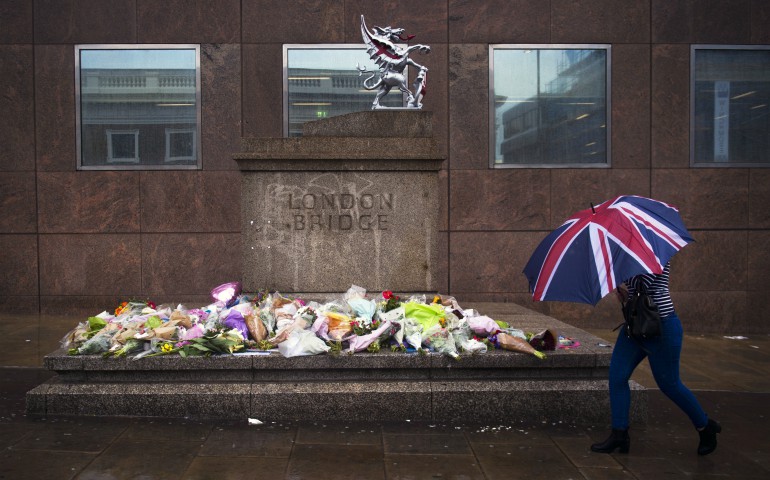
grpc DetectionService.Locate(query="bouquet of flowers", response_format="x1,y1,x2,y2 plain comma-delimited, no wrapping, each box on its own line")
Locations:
60,283,569,360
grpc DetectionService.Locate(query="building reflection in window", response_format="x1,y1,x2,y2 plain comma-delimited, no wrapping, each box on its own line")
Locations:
284,45,406,137
692,46,770,167
490,45,610,168
76,46,201,170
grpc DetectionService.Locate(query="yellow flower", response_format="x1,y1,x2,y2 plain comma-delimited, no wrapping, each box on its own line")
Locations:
161,343,173,353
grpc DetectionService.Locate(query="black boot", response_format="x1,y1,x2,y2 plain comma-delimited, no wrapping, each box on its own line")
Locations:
697,418,721,456
591,429,630,453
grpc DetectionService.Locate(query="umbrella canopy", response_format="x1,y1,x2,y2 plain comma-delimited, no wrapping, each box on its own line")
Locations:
523,195,693,305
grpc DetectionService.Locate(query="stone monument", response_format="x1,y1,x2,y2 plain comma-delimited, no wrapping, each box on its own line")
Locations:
235,110,443,295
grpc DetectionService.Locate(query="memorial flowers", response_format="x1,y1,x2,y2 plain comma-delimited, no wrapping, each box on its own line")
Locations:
61,283,567,361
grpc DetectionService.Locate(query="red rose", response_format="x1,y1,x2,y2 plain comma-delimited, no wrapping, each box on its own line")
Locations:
382,290,393,300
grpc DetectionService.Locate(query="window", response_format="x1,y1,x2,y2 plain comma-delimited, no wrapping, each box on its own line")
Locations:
489,45,611,168
283,45,407,137
76,45,201,170
691,46,770,167
165,128,196,162
106,129,139,163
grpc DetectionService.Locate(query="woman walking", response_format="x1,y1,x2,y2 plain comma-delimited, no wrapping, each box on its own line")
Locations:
591,262,721,455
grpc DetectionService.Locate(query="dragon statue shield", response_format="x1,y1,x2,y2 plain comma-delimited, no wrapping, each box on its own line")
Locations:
358,15,431,110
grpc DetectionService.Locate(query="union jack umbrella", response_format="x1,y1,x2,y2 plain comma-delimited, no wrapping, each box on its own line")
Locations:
523,195,694,305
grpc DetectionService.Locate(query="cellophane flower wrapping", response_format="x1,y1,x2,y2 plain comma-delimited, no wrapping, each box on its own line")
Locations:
467,315,500,337
63,284,568,360
347,320,393,353
278,329,330,357
422,324,459,359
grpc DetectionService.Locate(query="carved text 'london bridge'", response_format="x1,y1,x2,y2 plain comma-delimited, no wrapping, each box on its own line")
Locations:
288,193,394,231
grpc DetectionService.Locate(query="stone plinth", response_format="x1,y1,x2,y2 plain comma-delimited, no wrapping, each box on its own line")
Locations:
27,311,647,425
235,111,444,294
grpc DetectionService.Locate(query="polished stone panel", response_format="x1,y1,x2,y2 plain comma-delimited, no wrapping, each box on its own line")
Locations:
39,295,213,317
692,0,751,44
671,230,748,292
652,169,749,229
201,43,242,171
748,231,770,290
0,235,38,297
37,172,141,234
0,172,36,233
241,44,283,138
421,43,449,159
551,0,650,43
448,44,488,170
137,0,240,43
612,44,651,169
449,169,550,230
448,0,549,43
34,45,75,172
0,0,32,44
0,46,34,172
549,169,651,228
749,170,770,228
651,44,689,169
140,171,241,233
39,234,142,296
674,291,749,333
344,0,448,44
449,231,543,294
243,0,344,43
141,233,241,296
750,0,770,43
34,0,136,43
652,0,693,43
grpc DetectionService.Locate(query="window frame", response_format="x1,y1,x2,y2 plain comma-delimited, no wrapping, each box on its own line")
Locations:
106,129,140,164
690,44,770,168
164,128,197,163
488,44,612,169
75,44,202,170
282,44,409,137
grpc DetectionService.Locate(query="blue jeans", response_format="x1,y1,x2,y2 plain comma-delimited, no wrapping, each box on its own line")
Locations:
609,312,708,430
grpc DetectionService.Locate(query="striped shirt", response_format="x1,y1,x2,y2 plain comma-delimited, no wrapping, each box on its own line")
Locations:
625,262,675,318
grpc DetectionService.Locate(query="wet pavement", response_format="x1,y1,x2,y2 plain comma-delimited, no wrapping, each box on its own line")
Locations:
1,321,769,479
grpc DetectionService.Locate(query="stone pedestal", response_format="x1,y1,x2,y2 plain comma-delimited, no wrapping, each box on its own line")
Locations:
235,111,444,294
26,308,647,425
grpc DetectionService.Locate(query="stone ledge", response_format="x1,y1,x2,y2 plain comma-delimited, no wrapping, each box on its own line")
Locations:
302,111,434,138
26,378,646,425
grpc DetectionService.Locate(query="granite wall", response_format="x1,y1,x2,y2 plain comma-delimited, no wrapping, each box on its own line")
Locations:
1,0,769,333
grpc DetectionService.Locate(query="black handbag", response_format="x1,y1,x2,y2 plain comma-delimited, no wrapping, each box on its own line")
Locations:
622,282,662,340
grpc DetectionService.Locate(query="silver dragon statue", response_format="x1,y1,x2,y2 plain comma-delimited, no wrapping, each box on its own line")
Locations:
358,15,431,110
